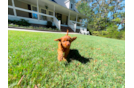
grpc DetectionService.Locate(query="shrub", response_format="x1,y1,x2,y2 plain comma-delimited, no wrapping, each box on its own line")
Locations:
8,19,30,26
92,31,101,36
101,31,108,35
47,21,52,27
51,26,56,29
18,19,30,26
8,19,11,23
12,20,18,24
55,28,59,31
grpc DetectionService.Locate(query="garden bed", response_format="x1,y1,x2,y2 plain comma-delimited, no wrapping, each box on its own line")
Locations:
8,23,62,32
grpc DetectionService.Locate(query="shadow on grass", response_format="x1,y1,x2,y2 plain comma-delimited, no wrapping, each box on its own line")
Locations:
66,49,93,64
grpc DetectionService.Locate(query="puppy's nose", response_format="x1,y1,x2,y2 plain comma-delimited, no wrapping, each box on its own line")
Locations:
67,43,70,46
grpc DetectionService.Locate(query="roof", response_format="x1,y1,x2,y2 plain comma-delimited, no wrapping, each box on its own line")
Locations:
50,0,79,13
51,0,57,3
47,0,88,18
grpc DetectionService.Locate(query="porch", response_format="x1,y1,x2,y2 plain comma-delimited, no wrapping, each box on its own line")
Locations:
8,0,88,32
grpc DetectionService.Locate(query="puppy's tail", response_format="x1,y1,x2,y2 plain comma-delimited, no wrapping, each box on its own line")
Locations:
66,29,69,35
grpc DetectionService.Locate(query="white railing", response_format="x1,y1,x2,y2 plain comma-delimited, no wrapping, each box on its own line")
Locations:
68,20,76,32
69,20,88,31
54,17,61,30
8,5,61,30
8,5,54,18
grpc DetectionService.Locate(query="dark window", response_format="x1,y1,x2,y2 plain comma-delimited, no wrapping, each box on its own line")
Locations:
28,4,32,18
41,9,46,14
41,9,47,20
71,4,73,9
49,11,53,15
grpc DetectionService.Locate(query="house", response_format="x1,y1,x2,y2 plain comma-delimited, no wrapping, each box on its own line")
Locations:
8,0,88,32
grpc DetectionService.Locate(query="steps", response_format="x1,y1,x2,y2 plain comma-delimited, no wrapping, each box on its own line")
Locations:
61,26,74,32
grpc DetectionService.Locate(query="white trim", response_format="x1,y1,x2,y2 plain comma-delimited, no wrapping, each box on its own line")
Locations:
37,0,40,20
8,5,13,9
8,15,48,25
11,0,17,16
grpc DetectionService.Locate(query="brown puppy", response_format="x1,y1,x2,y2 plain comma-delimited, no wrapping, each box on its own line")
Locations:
54,30,77,61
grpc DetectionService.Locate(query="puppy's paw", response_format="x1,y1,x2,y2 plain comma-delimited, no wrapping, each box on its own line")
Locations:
63,57,67,61
58,57,63,61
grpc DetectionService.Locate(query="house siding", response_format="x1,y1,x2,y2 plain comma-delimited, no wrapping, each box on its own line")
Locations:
62,14,67,25
14,0,29,18
8,0,81,27
8,8,14,15
70,16,76,21
8,0,12,6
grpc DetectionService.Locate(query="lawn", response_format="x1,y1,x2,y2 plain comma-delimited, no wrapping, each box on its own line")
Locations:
8,30,125,88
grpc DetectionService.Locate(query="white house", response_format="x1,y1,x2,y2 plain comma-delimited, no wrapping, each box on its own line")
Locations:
8,0,88,32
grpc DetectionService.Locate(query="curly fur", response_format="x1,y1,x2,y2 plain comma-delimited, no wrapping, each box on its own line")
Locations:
54,29,77,61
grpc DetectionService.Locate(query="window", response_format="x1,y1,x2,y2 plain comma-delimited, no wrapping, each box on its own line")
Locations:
32,6,38,19
41,9,47,20
41,9,46,14
71,4,73,9
49,11,53,15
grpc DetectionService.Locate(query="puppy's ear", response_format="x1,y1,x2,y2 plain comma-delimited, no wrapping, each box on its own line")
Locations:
71,37,77,42
54,38,61,41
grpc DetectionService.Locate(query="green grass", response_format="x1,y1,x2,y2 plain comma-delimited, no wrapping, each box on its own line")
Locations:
8,30,125,88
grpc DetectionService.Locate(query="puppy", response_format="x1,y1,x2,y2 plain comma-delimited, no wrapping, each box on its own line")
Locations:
54,29,77,61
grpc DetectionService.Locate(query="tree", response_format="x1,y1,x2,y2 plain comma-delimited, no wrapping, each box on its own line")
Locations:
76,0,125,31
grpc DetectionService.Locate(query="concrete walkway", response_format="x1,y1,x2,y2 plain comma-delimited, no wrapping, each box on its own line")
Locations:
8,28,80,34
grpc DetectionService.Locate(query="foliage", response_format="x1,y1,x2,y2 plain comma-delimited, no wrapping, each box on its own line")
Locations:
46,21,52,27
8,23,60,31
92,31,101,36
92,23,125,40
18,19,30,26
8,19,30,26
76,0,125,38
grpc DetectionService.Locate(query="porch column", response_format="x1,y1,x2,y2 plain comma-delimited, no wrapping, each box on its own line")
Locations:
11,0,17,16
37,0,40,20
76,15,78,26
53,5,55,21
68,12,70,25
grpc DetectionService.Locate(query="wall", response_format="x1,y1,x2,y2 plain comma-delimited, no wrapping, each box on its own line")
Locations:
14,0,29,18
8,0,14,15
8,8,14,15
70,16,76,21
8,0,12,6
62,14,67,25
